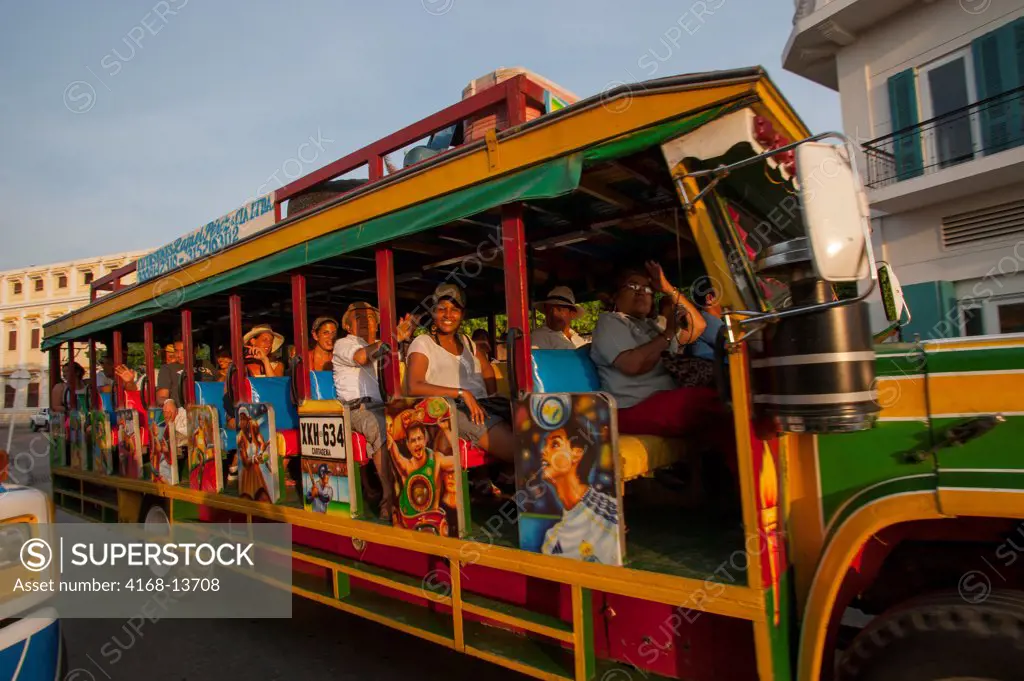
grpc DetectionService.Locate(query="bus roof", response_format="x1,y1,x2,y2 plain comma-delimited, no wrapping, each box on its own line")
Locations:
43,67,808,349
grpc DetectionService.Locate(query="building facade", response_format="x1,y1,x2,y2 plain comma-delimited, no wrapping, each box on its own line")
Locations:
784,0,1024,339
0,251,148,423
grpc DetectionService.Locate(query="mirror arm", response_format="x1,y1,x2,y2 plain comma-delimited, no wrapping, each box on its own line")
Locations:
732,270,877,327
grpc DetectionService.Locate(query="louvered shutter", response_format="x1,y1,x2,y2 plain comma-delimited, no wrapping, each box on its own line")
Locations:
887,70,924,180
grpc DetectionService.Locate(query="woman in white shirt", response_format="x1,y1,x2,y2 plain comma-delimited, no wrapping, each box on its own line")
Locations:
406,283,515,464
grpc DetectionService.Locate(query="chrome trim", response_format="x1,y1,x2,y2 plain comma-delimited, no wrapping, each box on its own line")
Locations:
754,390,878,405
750,350,876,368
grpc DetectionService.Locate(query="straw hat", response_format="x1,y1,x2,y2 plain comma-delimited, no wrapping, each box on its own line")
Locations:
243,325,284,352
533,286,583,314
341,302,379,328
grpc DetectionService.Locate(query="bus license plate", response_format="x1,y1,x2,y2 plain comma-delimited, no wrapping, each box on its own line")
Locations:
300,416,347,460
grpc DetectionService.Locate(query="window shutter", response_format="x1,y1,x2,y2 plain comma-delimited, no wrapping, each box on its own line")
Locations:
887,69,924,180
972,20,1024,154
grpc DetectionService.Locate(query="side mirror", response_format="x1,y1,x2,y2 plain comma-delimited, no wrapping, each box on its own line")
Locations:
795,142,870,282
878,262,908,324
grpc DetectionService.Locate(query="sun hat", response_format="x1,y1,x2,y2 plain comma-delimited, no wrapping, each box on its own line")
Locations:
533,286,583,313
341,302,379,328
433,282,466,309
243,325,285,353
311,316,338,334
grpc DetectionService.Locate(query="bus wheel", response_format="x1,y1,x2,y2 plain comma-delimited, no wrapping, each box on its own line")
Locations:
838,590,1024,681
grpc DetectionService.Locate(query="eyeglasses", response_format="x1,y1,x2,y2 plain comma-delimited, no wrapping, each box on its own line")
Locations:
622,283,654,295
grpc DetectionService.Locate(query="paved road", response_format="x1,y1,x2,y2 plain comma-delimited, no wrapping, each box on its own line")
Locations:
3,425,529,681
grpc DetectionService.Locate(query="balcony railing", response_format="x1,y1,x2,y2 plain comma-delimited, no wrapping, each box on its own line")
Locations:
862,85,1024,189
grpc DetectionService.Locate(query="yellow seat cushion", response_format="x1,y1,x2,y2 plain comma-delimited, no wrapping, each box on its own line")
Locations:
619,435,686,481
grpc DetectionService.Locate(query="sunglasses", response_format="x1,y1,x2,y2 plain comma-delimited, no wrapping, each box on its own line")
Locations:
621,282,654,295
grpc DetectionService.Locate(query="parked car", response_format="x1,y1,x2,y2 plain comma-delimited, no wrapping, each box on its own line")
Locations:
29,408,49,432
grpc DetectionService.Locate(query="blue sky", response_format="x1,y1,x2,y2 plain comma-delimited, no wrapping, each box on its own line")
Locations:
0,0,839,271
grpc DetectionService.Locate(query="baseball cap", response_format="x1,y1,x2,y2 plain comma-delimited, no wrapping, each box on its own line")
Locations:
311,316,338,333
434,282,466,309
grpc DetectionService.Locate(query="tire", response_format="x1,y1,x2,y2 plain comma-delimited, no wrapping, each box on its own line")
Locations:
838,590,1024,681
30,423,38,432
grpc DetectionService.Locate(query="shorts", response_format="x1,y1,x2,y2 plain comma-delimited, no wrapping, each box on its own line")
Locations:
349,403,387,455
454,397,510,445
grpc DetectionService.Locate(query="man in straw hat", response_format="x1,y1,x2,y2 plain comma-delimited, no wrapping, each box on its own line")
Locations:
532,286,589,350
243,324,285,377
333,301,414,519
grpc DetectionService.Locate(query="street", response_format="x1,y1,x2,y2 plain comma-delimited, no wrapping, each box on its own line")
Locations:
3,425,528,681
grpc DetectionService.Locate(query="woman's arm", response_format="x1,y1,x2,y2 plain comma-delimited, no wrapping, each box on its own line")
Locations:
476,347,497,396
612,332,674,376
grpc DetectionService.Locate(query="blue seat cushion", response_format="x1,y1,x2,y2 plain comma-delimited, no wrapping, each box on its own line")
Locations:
309,371,336,400
247,377,299,430
531,347,601,394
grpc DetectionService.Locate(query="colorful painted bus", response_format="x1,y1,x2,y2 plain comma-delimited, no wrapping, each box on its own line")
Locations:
41,67,1024,681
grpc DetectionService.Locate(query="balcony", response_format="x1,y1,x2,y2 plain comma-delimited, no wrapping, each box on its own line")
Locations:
861,86,1024,213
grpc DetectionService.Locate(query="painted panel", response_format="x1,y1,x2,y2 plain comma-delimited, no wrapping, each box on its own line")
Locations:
299,403,357,517
236,403,281,503
68,410,88,470
384,397,463,538
186,405,223,492
147,407,178,485
513,393,625,566
89,410,113,475
116,409,142,479
48,412,65,469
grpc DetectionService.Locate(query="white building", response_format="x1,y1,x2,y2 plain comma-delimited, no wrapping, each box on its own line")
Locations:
784,0,1024,339
0,251,148,423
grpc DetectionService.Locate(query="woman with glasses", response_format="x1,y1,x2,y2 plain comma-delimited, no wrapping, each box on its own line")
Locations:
590,261,724,438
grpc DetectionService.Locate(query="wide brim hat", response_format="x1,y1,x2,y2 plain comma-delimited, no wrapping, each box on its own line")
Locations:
341,302,379,328
243,325,285,353
533,286,583,314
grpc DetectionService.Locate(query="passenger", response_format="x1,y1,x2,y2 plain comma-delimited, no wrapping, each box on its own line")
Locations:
471,329,493,360
532,286,588,350
243,325,285,377
332,301,413,519
691,284,726,362
307,316,338,371
591,261,731,439
213,345,233,383
406,283,516,467
156,338,188,447
51,361,85,413
96,355,114,393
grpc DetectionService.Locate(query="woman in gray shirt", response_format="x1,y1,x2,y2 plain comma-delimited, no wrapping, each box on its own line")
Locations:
590,261,727,438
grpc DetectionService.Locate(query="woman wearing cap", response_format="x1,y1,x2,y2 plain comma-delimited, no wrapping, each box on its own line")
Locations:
532,286,588,350
243,325,285,377
406,283,516,465
307,317,338,371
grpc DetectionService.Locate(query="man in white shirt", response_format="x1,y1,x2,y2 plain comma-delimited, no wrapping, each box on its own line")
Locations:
531,286,589,351
332,301,412,518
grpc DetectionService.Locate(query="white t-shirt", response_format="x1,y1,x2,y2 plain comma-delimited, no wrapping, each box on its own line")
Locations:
407,334,488,399
96,371,112,389
532,325,588,350
332,336,383,403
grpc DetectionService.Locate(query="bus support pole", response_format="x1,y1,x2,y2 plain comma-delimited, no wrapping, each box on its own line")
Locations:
501,203,532,394
181,310,195,405
67,341,76,409
375,248,400,399
88,339,99,409
291,273,311,402
229,294,250,402
48,346,60,408
143,322,155,406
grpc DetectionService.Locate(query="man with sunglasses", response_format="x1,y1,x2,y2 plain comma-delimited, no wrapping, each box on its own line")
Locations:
532,286,589,350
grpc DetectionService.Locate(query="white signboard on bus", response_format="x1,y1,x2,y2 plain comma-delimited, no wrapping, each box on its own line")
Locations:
137,193,276,282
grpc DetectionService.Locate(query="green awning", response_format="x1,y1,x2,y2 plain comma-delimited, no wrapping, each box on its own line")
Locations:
43,154,583,349
43,105,732,350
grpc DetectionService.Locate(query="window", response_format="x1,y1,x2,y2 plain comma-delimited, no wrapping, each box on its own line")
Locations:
57,275,67,289
3,385,14,409
997,301,1024,334
7,330,15,351
83,271,94,285
33,278,44,292
26,383,39,409
918,49,979,169
960,303,985,337
30,328,40,349
12,282,22,295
